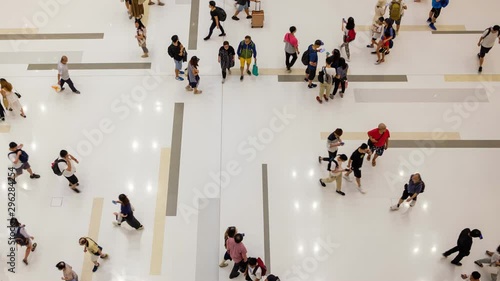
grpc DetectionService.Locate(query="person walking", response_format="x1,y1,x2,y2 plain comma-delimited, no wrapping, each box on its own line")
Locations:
232,0,253,20
461,272,482,281
219,226,238,267
1,79,26,117
375,18,395,65
186,56,203,94
56,261,79,281
344,143,371,193
218,41,236,83
339,17,356,61
57,56,80,94
78,237,108,272
390,173,425,210
316,58,335,104
368,17,385,48
10,218,37,265
54,150,80,193
8,142,40,184
372,0,387,24
304,40,323,89
319,154,349,196
204,1,226,40
366,123,390,166
474,245,500,268
443,228,483,266
284,26,299,72
227,233,248,279
112,194,144,230
331,57,348,98
237,36,257,81
389,0,406,35
135,19,149,58
427,0,449,31
245,257,264,281
167,35,186,81
477,25,500,73
318,128,344,170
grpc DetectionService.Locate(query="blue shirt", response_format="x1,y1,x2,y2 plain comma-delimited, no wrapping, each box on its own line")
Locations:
121,204,133,216
406,179,424,194
432,0,449,9
307,44,318,69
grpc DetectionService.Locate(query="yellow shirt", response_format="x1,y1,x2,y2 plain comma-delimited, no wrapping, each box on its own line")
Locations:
85,238,99,254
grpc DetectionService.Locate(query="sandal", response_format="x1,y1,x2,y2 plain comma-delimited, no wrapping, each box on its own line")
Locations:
148,1,155,5
372,160,376,167
92,263,99,272
316,96,322,104
23,259,28,265
31,242,37,252
21,114,26,118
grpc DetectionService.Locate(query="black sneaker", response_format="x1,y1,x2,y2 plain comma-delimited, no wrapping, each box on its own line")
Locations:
304,78,309,82
31,243,37,252
319,179,326,187
246,70,251,75
426,18,432,23
74,90,80,94
203,36,210,41
336,190,346,196
60,87,65,91
8,177,16,184
478,66,483,73
318,156,322,164
246,15,252,19
477,53,480,59
219,33,226,37
310,83,317,88
474,261,484,267
240,75,244,81
30,174,40,179
232,16,239,20
451,261,462,266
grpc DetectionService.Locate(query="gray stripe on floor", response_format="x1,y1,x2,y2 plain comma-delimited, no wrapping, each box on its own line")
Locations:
188,0,201,49
278,75,408,82
432,31,484,35
0,33,104,40
195,198,220,281
354,88,488,103
27,63,151,70
391,140,500,148
262,164,271,272
167,103,184,216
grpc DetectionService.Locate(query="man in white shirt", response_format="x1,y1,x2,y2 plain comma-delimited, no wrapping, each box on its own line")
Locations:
56,150,80,193
478,25,500,73
8,142,40,184
245,258,263,281
57,56,80,94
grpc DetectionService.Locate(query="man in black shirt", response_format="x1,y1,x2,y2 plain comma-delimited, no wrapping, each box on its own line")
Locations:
443,228,483,266
344,143,371,194
167,35,186,81
204,1,226,40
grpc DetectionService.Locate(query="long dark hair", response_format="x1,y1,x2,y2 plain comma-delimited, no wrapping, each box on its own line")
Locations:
346,17,355,30
135,19,146,30
189,56,199,67
118,194,130,205
10,217,20,227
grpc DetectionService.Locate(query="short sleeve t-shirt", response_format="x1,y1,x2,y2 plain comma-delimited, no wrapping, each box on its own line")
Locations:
121,204,133,216
481,28,500,48
248,266,262,281
350,149,365,168
368,128,390,147
227,238,247,263
308,44,318,68
57,62,70,80
326,133,340,153
8,152,23,169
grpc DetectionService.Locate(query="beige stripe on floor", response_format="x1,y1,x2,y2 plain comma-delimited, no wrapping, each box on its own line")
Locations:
0,28,38,34
0,125,11,133
320,132,461,140
444,74,500,82
356,25,466,32
150,148,171,275
143,2,150,26
81,198,104,281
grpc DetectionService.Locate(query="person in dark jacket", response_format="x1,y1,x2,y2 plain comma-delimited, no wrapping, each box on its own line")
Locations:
390,173,425,210
218,41,236,83
443,228,483,266
112,194,144,230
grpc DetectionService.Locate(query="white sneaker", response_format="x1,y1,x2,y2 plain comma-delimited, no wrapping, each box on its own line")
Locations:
112,221,121,226
409,200,416,207
343,175,352,182
219,261,228,268
358,187,366,194
390,205,399,211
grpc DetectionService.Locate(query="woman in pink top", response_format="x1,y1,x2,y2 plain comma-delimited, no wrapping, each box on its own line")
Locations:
284,26,299,72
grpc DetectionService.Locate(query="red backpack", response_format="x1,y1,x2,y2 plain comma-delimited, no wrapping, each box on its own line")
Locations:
253,257,267,276
347,29,356,42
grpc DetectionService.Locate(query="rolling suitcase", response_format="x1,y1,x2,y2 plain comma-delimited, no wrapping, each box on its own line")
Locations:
251,1,264,28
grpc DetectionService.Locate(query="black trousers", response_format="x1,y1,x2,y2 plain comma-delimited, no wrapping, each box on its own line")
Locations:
0,103,5,119
285,52,298,69
207,20,225,38
322,151,338,171
443,246,469,263
229,261,245,279
60,78,78,92
125,213,142,229
332,78,346,95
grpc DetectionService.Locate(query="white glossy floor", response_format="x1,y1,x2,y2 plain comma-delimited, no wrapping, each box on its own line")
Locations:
1,0,500,281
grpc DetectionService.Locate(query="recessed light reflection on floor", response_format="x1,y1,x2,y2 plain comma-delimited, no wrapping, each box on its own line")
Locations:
292,170,297,178
298,245,304,254
31,142,37,151
431,246,437,253
147,183,152,193
294,201,300,211
132,140,139,151
137,105,143,112
312,201,318,210
128,182,134,192
413,247,419,254
308,169,314,177
40,104,46,112
152,141,158,149
314,243,320,253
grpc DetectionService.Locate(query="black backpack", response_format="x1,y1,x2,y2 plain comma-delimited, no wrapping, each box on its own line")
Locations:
216,7,227,21
51,158,67,176
8,150,29,163
14,227,29,246
301,49,310,65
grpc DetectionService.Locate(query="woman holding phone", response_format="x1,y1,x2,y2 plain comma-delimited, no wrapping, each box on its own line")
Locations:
112,194,144,230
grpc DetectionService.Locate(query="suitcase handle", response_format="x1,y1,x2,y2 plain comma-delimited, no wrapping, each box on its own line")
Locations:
254,0,261,11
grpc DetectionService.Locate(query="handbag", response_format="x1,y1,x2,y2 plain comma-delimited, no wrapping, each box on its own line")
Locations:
252,64,259,76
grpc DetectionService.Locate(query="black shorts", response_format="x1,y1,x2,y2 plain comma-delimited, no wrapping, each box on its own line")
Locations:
368,144,385,156
352,167,362,178
479,46,492,58
400,189,417,200
65,174,79,185
306,67,316,81
430,8,441,18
